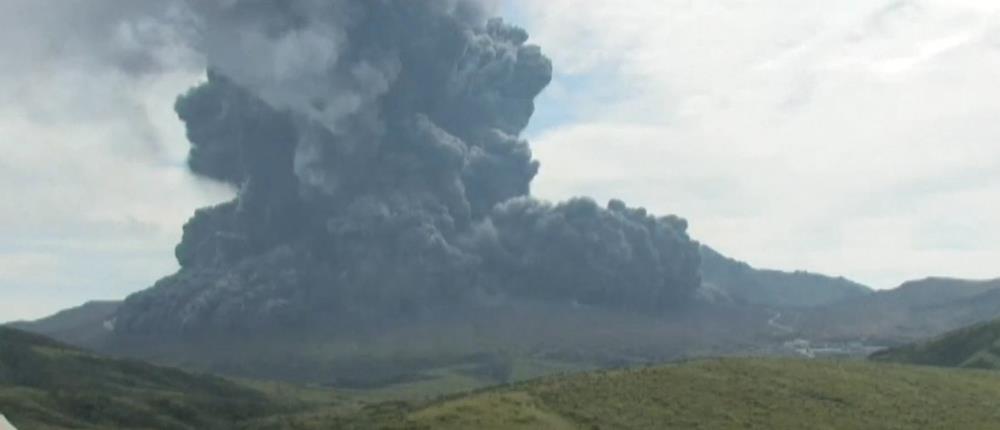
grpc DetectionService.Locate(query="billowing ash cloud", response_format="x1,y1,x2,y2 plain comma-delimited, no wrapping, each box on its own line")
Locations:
114,0,700,334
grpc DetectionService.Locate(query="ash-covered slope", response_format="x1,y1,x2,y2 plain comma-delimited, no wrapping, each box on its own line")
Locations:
112,0,701,337
7,301,120,347
699,245,871,308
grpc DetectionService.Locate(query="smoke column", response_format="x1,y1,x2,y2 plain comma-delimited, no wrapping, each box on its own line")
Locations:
114,0,701,334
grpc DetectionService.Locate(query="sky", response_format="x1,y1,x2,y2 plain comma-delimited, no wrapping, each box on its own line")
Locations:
2,0,1000,321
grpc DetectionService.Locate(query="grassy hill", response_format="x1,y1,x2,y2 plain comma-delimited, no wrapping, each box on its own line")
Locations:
0,327,298,429
871,318,1000,369
339,358,1000,429
6,327,1000,429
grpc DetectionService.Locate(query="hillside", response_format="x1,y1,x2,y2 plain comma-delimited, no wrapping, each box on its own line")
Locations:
7,301,120,347
7,328,1000,429
871,317,1000,369
797,277,1000,343
0,327,288,429
11,271,1000,392
699,245,871,308
14,275,998,392
342,358,1000,429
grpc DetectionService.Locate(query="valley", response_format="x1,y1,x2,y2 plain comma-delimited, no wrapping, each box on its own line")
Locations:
5,328,1000,430
10,256,1000,402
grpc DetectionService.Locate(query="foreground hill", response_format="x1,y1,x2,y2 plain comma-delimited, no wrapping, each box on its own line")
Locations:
0,327,285,429
345,358,1000,429
5,328,1000,429
871,317,1000,369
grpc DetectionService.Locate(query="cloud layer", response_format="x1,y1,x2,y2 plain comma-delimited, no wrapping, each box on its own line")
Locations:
519,0,1000,288
0,1,231,321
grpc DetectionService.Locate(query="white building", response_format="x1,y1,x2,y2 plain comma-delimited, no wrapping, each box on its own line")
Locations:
0,413,16,430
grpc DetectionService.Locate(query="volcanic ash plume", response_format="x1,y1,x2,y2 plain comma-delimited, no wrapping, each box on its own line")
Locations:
114,0,700,334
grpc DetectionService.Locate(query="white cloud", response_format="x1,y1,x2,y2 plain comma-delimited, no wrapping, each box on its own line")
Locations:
0,73,234,321
0,1,232,322
518,0,1000,288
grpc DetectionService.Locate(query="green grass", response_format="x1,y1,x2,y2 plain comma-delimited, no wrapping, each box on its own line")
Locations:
0,327,291,429
872,318,1000,369
11,324,1000,429
0,327,587,429
346,358,1000,429
339,357,593,403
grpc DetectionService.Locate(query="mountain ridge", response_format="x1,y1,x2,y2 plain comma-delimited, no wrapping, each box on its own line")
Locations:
698,245,871,308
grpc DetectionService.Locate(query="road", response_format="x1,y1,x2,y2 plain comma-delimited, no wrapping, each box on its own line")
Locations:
767,311,794,333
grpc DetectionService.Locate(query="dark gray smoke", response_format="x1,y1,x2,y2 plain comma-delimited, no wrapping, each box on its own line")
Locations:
114,0,700,334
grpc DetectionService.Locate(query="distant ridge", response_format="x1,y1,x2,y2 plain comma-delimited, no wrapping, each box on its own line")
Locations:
6,300,119,348
800,277,1000,343
699,245,871,308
